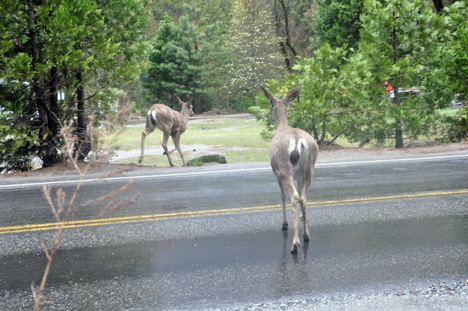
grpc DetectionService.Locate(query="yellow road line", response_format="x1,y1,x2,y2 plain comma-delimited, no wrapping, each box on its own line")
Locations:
1,189,467,235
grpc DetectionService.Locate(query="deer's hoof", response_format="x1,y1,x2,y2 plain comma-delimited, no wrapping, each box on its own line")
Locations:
303,235,310,242
138,159,142,164
282,223,288,230
291,244,299,254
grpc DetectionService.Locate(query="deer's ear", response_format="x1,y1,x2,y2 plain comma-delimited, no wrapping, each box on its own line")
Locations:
174,94,182,104
261,86,276,105
187,93,193,103
284,84,302,103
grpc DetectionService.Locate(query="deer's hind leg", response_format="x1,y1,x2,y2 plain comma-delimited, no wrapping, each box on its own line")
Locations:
139,127,155,164
296,172,311,242
276,173,301,253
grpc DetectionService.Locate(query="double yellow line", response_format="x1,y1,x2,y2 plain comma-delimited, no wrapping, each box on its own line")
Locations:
1,189,467,235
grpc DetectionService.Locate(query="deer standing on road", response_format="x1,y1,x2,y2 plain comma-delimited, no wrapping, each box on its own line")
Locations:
261,85,319,253
139,94,193,167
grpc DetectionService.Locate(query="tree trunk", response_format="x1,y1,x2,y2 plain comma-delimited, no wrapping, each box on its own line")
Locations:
75,70,91,160
279,0,297,60
278,41,292,72
433,0,444,13
196,93,202,114
49,65,59,137
391,2,403,149
273,0,297,72
393,84,403,148
27,0,60,167
395,127,403,148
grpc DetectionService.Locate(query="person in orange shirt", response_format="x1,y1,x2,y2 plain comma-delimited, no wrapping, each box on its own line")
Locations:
384,81,395,100
384,81,393,93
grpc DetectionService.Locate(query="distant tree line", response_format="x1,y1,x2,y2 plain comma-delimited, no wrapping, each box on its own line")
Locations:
1,0,467,172
253,0,468,148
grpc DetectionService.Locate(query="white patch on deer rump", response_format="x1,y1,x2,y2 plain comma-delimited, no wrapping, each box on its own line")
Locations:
288,138,309,156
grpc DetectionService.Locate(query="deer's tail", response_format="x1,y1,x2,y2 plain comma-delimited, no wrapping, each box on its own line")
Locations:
290,150,300,165
148,110,158,127
289,139,306,166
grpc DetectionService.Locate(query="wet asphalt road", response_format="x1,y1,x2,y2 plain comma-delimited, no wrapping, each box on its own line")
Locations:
0,153,468,310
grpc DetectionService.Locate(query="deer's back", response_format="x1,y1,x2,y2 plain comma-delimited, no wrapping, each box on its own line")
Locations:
146,104,186,134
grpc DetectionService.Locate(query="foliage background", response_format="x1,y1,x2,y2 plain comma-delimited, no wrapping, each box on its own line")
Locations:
1,0,467,172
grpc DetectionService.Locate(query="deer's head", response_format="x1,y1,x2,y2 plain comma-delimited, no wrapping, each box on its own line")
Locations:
175,94,194,116
261,85,302,126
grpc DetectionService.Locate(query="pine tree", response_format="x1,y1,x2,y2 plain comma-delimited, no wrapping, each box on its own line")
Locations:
312,0,364,50
143,3,226,113
0,0,149,171
357,0,444,148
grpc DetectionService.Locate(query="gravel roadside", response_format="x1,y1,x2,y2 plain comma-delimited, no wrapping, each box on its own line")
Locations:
209,281,468,311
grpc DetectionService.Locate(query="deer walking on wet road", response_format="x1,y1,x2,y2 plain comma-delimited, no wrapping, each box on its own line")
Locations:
261,85,319,253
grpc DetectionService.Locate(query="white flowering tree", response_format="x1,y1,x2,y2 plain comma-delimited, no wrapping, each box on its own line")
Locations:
225,0,285,109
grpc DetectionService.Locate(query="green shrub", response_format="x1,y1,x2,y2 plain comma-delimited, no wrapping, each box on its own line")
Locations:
0,126,38,173
443,107,468,142
247,106,267,117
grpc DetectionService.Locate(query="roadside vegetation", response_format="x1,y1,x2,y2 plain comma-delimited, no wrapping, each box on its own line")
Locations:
107,108,463,166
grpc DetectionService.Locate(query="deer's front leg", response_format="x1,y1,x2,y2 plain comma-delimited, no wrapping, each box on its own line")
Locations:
162,132,174,167
297,175,311,242
300,199,310,242
163,146,177,155
172,133,186,166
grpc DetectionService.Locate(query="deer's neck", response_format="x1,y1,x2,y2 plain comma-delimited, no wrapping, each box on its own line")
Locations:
273,106,289,129
180,109,190,120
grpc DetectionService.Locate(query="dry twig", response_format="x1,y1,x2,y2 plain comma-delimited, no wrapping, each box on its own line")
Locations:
32,103,137,310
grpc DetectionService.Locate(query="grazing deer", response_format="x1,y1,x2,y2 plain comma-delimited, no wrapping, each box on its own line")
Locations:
261,85,319,253
139,94,194,167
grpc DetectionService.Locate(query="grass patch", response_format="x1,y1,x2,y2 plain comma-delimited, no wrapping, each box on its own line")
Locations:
437,108,460,117
107,117,270,150
184,118,270,148
224,149,270,163
105,116,271,165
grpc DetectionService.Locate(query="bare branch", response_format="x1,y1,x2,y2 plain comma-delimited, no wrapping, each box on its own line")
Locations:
42,186,59,220
31,282,38,301
80,179,136,209
41,240,51,261
98,192,141,217
33,99,139,310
